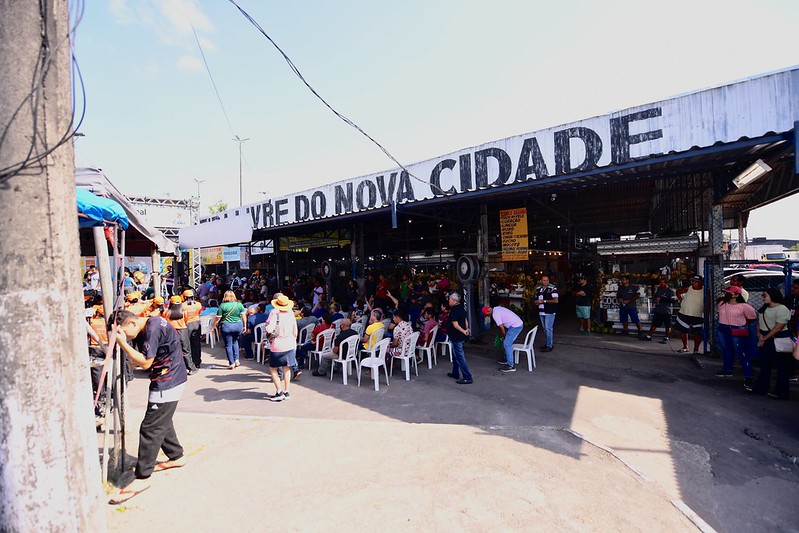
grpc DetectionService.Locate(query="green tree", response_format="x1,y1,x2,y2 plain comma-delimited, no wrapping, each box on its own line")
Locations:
208,200,228,214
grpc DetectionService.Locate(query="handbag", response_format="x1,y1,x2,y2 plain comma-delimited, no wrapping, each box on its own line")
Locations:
267,312,281,340
730,327,749,337
763,314,794,353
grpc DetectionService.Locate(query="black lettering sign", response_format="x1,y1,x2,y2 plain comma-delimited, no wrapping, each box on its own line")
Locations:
430,159,457,196
376,173,398,206
335,183,354,214
311,191,326,218
295,195,310,222
263,201,274,227
396,171,415,202
554,127,603,174
356,180,377,209
275,199,289,224
475,147,512,187
610,107,662,163
249,204,261,227
459,153,472,192
515,137,549,182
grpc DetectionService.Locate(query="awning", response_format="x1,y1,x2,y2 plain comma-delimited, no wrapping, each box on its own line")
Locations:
76,188,129,229
178,215,253,250
596,235,700,256
76,167,178,255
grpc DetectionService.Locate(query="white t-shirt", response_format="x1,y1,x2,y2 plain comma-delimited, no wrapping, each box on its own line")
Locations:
679,287,704,318
491,306,523,328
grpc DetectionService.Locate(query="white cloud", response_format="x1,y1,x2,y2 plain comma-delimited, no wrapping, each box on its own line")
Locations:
176,54,204,73
107,0,216,52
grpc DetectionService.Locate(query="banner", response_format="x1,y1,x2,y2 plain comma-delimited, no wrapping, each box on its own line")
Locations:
239,247,250,269
500,208,529,261
202,247,223,265
223,247,241,262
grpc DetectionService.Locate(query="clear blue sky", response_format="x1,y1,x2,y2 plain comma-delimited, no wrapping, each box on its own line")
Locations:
75,0,799,238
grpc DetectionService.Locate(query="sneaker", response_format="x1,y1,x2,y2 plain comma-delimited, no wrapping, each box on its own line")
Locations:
268,391,285,402
678,348,689,353
500,366,516,373
642,336,652,342
282,391,291,400
743,378,754,392
714,371,733,378
312,370,326,377
660,338,669,344
497,359,509,364
455,379,473,384
790,376,798,383
293,370,303,380
446,372,459,380
187,369,198,376
541,346,553,352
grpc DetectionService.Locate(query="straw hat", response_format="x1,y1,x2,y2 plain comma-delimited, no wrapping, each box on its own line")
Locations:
271,293,294,311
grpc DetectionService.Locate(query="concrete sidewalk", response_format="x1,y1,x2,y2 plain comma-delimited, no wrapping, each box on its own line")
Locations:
106,327,799,532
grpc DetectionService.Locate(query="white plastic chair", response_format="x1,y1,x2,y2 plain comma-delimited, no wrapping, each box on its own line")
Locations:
308,328,335,369
390,331,420,381
297,323,314,345
356,314,369,332
253,323,266,364
357,338,391,391
416,325,439,369
436,334,453,363
512,326,539,371
201,315,219,348
350,322,364,336
359,326,385,360
332,319,343,335
329,335,361,385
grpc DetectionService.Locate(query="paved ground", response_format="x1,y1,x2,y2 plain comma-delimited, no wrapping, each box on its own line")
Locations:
105,322,799,532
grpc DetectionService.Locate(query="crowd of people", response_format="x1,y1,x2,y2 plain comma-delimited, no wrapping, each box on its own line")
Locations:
85,264,797,504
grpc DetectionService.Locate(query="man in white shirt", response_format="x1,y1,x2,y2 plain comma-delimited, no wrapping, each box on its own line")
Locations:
483,305,524,373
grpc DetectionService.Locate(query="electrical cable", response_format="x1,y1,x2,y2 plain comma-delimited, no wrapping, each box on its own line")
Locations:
0,0,86,182
187,14,236,137
226,0,446,197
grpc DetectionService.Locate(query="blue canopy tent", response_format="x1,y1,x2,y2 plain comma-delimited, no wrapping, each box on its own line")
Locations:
76,187,129,230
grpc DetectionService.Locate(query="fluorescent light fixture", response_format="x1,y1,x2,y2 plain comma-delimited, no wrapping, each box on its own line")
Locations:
732,159,771,188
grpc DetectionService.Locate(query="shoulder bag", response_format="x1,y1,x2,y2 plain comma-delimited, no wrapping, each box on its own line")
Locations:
763,313,794,352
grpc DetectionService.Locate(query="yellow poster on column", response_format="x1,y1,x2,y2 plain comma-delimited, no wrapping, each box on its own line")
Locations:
500,208,529,261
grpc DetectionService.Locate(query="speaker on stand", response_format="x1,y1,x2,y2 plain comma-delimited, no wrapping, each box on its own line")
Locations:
456,256,482,341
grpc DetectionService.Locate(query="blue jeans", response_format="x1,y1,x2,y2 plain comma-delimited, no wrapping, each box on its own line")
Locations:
539,313,556,347
221,322,243,365
718,324,753,378
240,331,255,359
503,325,524,366
450,340,472,381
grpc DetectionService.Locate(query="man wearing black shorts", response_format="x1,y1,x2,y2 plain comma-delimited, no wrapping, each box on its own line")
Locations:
616,275,642,337
109,310,187,504
674,275,704,354
643,277,675,343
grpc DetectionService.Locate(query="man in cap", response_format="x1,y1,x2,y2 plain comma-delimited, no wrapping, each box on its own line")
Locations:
483,304,524,373
674,275,705,355
573,275,592,335
643,276,675,343
616,275,642,337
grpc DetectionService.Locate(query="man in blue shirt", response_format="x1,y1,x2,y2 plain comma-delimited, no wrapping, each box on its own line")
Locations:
241,304,267,360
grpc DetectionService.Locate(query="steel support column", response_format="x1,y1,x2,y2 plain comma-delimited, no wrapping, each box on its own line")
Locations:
477,204,490,307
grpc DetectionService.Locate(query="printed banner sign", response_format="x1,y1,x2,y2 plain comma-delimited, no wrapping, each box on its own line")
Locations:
500,208,529,261
239,247,250,269
202,247,223,265
223,247,241,262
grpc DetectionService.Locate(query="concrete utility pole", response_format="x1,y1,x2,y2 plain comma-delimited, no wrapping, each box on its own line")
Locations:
0,1,107,530
233,135,249,207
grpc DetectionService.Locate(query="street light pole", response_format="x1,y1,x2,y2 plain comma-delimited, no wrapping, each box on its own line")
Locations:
233,135,250,207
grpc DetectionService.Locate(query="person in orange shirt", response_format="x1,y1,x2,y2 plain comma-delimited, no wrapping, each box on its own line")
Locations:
182,290,203,370
163,295,198,375
125,291,151,318
147,296,165,317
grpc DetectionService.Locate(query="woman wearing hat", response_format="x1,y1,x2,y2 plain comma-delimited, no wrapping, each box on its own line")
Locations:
265,293,298,401
182,290,204,370
716,285,756,383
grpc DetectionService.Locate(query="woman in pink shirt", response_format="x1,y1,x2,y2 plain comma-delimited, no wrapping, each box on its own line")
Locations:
716,286,756,383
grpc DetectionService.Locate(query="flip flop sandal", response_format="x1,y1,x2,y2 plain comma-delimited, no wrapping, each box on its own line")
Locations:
154,461,185,473
109,484,150,505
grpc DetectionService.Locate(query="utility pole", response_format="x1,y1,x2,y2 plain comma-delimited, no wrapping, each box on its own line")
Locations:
193,177,205,211
232,135,249,207
0,1,106,530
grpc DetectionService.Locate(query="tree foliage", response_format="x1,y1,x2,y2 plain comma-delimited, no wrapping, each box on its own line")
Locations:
208,200,228,214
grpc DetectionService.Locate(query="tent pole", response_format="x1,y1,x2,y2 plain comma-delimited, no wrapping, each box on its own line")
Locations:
151,248,161,297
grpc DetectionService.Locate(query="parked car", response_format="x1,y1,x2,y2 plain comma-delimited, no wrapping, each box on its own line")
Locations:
723,270,795,310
